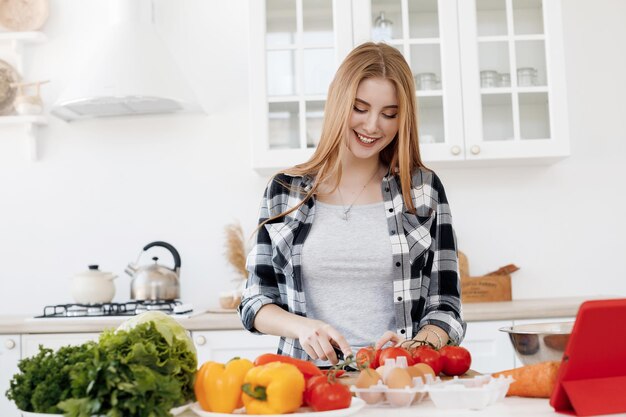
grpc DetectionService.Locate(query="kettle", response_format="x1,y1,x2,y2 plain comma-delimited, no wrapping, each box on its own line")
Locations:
125,241,181,301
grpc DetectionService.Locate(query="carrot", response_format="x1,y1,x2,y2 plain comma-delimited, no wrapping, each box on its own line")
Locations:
493,361,561,398
254,353,323,379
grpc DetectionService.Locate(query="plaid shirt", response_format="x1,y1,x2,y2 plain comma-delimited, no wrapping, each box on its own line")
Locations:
239,169,466,359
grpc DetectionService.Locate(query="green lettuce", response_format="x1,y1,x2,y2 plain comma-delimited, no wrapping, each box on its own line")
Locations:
59,319,196,417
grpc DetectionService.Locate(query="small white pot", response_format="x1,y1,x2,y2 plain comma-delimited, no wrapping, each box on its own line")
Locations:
70,265,117,304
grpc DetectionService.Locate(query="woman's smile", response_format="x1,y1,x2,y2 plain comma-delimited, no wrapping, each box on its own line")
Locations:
354,130,382,145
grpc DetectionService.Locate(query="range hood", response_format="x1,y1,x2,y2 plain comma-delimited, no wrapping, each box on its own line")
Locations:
52,0,203,122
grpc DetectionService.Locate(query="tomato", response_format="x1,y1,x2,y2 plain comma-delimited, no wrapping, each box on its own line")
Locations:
303,375,327,406
439,345,472,376
378,346,414,366
356,347,377,369
307,377,352,411
374,348,383,368
410,345,443,376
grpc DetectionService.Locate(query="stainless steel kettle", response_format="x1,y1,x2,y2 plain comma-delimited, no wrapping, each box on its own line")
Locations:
125,241,181,301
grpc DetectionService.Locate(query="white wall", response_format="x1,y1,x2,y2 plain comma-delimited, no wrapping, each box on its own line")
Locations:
1,0,624,315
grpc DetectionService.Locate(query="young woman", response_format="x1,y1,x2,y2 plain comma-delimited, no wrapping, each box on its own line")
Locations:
239,42,465,365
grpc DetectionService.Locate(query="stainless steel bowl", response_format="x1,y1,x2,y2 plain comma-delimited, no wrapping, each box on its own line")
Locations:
499,321,573,366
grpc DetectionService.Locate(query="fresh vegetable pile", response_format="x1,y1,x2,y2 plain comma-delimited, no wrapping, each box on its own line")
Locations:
195,353,353,414
5,311,197,417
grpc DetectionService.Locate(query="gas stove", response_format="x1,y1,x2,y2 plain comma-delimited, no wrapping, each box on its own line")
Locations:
35,300,193,318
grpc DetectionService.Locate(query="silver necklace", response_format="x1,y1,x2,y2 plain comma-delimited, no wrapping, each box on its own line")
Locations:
337,168,380,221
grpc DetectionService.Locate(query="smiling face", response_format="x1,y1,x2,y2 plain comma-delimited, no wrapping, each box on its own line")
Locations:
347,77,400,161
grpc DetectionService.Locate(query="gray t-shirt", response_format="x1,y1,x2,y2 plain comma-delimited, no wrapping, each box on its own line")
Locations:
301,200,395,365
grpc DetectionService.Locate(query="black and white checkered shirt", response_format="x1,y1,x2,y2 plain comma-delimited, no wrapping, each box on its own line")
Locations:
239,168,466,359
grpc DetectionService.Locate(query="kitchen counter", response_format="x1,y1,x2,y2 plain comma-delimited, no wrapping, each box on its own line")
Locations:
0,296,610,334
177,397,626,417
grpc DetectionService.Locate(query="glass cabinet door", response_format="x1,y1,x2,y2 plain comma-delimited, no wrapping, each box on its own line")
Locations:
250,0,354,171
459,0,568,160
266,0,335,150
353,0,465,161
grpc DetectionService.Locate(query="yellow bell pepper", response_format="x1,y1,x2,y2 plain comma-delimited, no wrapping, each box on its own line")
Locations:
194,358,254,413
241,362,305,415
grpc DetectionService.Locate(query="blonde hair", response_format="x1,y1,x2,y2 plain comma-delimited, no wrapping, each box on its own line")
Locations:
270,42,426,222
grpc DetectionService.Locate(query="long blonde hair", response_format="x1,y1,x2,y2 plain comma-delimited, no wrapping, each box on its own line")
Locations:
270,42,426,222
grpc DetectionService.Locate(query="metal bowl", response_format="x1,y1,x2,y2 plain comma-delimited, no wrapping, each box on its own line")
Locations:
499,321,573,366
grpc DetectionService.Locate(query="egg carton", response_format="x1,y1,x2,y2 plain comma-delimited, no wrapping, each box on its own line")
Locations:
349,374,440,407
425,375,514,410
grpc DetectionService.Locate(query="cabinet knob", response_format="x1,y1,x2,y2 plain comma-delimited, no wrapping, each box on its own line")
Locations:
4,339,16,350
195,335,206,346
450,145,462,156
470,145,481,155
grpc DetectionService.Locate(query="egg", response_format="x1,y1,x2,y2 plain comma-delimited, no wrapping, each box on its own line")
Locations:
356,368,382,388
412,363,436,381
406,364,427,382
385,368,415,407
355,368,384,404
385,367,413,388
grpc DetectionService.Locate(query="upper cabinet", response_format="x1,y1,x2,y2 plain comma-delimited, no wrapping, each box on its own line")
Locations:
249,0,569,173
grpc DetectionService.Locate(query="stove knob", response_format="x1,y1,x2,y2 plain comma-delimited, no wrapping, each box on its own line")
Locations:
195,335,206,346
4,339,16,350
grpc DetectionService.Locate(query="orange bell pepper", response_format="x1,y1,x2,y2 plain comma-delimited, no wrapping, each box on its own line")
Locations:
194,358,254,413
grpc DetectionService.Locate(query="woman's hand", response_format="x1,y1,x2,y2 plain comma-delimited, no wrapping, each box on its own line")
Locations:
297,319,352,364
374,330,403,350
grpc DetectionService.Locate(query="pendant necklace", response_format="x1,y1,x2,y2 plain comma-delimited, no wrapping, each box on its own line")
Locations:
337,167,380,221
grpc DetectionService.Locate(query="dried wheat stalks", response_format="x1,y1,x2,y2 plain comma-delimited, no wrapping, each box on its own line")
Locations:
225,222,248,280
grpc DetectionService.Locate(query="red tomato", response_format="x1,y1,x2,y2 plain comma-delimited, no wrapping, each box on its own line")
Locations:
303,375,326,406
356,347,377,369
439,345,472,376
374,348,383,368
308,378,352,412
410,345,443,376
378,346,415,366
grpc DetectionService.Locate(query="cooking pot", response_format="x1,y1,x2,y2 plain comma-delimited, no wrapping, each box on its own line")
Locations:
71,265,117,304
125,241,181,301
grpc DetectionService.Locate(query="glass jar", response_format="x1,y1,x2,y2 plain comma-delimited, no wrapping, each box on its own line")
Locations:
517,67,538,86
498,73,511,87
372,11,393,42
480,70,499,88
415,72,439,90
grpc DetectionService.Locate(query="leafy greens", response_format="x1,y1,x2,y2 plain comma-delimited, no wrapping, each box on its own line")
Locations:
58,321,197,417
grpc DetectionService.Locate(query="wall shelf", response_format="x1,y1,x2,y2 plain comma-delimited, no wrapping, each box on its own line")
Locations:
1,31,48,161
0,115,48,161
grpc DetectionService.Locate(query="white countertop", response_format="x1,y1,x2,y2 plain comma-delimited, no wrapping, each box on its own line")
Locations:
177,397,626,417
0,296,613,334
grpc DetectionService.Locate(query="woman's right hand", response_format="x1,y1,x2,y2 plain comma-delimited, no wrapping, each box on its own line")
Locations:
297,319,352,365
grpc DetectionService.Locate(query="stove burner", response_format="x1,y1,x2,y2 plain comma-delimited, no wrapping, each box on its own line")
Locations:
37,300,189,318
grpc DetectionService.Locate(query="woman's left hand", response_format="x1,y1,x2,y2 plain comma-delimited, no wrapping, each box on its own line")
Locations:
374,331,402,350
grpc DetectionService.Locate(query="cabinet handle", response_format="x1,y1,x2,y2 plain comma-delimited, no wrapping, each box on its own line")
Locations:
450,145,462,156
4,339,16,349
195,335,206,346
470,145,481,155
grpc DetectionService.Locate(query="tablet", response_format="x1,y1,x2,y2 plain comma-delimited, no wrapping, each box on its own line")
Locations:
550,298,626,416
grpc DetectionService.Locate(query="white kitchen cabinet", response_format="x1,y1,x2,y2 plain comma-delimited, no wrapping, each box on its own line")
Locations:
249,0,568,172
462,320,515,374
20,333,100,359
0,335,21,417
192,330,280,365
